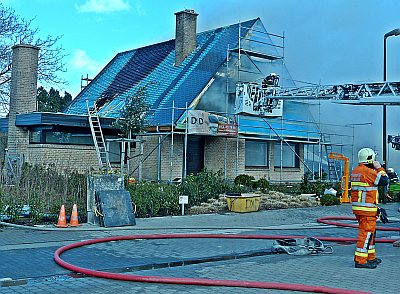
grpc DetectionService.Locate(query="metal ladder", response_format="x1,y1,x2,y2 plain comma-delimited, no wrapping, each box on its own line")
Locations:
87,100,111,171
323,135,339,182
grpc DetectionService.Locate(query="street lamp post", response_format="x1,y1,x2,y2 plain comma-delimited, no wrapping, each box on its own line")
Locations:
383,28,400,167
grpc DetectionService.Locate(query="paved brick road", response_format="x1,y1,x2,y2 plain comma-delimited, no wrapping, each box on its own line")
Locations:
1,203,399,293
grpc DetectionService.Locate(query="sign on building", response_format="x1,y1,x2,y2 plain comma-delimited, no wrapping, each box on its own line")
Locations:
179,110,238,136
235,82,283,117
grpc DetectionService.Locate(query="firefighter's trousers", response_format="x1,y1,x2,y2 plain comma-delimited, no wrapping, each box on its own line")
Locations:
354,215,377,264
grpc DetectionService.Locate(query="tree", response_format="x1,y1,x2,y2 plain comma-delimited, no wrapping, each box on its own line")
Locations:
0,3,66,113
37,86,72,112
113,86,150,136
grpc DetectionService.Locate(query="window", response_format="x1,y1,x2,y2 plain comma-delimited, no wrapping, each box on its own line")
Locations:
245,140,268,167
28,128,121,163
274,142,300,168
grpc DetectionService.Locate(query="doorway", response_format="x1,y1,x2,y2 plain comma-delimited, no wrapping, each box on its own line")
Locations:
186,135,205,175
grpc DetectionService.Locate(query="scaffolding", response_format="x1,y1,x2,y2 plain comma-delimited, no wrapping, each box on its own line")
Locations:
121,102,352,184
89,22,349,183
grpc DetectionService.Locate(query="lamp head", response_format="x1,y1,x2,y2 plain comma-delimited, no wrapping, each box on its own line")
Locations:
385,28,400,38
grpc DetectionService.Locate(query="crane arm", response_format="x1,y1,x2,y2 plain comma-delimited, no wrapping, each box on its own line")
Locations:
235,81,400,116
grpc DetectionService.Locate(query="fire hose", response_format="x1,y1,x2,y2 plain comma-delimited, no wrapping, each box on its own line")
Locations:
54,217,400,294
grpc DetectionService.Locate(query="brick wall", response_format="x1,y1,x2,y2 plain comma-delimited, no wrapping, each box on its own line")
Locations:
244,142,304,182
204,136,245,180
175,10,198,65
21,136,305,183
7,45,39,157
129,134,305,183
129,134,184,182
26,144,99,172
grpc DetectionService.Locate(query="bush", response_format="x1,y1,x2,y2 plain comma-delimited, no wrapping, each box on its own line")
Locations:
268,183,301,195
0,163,87,223
320,194,340,206
181,169,236,206
126,182,181,217
234,174,255,188
126,170,241,217
255,178,269,193
300,171,336,196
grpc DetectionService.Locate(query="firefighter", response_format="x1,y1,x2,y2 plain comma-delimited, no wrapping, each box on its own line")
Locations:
350,147,388,269
262,73,279,89
387,167,399,182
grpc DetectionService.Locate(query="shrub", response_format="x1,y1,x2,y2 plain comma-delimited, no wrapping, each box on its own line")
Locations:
0,163,87,223
255,178,269,193
234,174,255,188
300,171,335,196
268,183,301,195
181,169,235,206
126,182,181,217
320,194,340,206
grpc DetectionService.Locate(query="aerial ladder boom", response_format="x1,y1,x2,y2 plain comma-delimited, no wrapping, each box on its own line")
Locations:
328,152,351,204
235,80,400,115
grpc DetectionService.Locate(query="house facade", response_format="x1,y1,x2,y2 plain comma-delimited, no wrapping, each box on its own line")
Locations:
3,10,320,183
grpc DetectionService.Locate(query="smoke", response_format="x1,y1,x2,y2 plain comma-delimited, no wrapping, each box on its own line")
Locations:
190,0,400,172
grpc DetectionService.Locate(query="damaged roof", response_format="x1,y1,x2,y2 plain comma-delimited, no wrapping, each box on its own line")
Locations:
64,19,258,126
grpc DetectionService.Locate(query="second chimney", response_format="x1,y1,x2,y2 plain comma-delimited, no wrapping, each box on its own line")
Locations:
175,9,198,66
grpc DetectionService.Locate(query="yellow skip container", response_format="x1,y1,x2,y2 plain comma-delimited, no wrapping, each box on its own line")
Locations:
226,193,261,213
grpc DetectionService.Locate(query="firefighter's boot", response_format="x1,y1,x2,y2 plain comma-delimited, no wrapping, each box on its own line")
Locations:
355,262,377,269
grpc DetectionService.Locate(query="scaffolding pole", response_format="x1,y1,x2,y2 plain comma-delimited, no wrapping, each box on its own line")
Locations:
236,116,240,177
170,100,175,183
157,128,161,181
183,102,188,179
238,22,241,81
224,45,230,180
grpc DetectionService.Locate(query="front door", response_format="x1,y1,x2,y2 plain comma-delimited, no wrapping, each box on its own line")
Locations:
186,135,204,175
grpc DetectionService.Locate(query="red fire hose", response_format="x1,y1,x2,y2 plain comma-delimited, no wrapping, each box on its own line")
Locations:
317,216,400,231
54,218,399,294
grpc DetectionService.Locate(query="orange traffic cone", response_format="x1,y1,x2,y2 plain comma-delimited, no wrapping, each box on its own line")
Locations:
55,205,68,228
69,204,81,227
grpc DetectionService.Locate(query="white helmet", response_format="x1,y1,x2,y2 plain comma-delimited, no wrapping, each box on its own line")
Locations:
358,148,376,164
388,168,394,173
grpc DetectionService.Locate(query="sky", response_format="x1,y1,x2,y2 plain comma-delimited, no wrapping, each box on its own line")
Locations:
3,0,400,170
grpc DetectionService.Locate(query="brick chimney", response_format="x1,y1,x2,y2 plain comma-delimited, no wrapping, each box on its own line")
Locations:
7,44,39,156
175,9,198,66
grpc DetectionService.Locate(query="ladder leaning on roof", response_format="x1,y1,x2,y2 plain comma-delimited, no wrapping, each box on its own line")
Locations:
323,135,340,182
86,100,112,171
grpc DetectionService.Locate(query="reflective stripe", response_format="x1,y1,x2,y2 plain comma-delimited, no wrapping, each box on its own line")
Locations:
355,251,368,257
374,173,382,185
352,206,378,212
351,181,369,187
362,190,367,203
368,249,376,254
356,247,368,253
357,191,362,202
369,245,375,250
351,186,378,191
352,202,377,208
363,232,371,250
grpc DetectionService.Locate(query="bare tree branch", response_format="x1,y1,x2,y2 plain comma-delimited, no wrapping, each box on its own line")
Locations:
0,3,67,114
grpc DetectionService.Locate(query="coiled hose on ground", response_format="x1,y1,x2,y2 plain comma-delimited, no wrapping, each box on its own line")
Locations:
54,216,400,294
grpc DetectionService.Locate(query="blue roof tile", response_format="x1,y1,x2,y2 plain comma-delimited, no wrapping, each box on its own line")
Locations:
64,19,257,123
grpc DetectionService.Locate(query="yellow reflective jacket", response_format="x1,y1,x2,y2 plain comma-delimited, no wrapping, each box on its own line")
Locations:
350,164,387,216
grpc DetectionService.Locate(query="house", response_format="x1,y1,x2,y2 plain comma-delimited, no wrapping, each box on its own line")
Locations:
3,10,321,183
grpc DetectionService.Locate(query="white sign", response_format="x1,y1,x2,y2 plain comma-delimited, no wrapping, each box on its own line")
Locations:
187,110,238,136
235,82,283,117
179,195,189,204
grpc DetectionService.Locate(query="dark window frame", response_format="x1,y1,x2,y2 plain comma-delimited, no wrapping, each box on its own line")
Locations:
245,139,269,168
274,142,300,168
